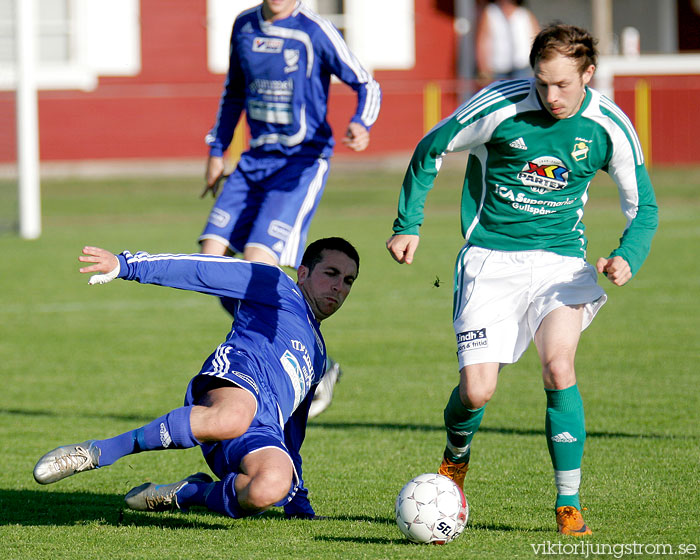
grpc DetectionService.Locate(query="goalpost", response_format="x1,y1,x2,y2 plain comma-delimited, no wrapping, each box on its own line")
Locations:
15,0,41,239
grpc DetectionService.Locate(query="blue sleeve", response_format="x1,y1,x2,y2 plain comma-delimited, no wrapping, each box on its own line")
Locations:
206,20,246,157
314,23,381,130
283,386,316,518
116,251,297,306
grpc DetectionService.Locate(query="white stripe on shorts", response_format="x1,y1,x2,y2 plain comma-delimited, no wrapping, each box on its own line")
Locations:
280,158,328,267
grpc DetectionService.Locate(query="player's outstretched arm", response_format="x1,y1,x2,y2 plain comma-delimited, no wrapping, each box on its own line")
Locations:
386,234,420,265
341,122,370,152
78,246,120,285
596,255,632,286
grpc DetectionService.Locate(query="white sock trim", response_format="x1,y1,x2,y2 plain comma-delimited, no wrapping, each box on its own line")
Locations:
446,437,470,458
554,468,581,496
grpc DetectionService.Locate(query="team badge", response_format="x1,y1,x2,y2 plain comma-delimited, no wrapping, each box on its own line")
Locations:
284,49,300,73
571,141,589,161
517,156,569,193
252,37,283,53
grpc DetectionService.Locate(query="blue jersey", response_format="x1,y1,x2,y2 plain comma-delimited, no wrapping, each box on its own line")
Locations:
206,1,381,159
115,250,326,432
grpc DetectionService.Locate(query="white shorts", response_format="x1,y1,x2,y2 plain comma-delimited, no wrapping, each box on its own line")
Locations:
453,245,607,368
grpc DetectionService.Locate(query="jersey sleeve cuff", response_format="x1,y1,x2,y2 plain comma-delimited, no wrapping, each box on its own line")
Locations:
116,253,130,278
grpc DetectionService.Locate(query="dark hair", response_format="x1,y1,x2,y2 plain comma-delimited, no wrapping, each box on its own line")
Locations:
529,23,598,74
301,237,360,274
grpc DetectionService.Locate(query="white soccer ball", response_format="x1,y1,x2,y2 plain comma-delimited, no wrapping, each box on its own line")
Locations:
395,472,469,544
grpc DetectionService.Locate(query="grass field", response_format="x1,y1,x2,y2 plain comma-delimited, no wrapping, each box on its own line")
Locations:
0,162,698,559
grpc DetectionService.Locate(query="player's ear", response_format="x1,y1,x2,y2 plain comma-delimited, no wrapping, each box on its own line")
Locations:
297,264,310,285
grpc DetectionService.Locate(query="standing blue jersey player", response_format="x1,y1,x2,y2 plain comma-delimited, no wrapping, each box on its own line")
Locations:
34,238,359,520
199,0,380,418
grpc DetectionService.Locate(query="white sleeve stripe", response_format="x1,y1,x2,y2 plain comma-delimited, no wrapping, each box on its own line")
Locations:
300,6,380,127
362,81,381,125
456,81,531,124
458,83,530,119
301,7,366,78
125,252,245,265
599,95,644,165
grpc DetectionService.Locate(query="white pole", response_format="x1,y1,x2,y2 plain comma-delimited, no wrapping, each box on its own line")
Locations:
592,0,614,56
16,0,42,239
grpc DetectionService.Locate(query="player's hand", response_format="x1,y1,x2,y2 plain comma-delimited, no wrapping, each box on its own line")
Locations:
596,255,631,286
386,234,420,264
78,246,120,284
341,122,370,152
201,156,227,198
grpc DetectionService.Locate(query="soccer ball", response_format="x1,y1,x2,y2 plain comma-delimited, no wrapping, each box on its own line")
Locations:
395,473,469,544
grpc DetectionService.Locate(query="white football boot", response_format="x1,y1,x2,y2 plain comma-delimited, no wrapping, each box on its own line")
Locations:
33,440,101,484
308,359,342,419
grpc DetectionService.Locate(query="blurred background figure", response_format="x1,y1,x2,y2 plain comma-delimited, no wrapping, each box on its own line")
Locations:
475,0,540,83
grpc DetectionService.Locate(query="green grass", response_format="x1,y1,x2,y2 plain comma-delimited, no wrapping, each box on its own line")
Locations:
0,163,698,559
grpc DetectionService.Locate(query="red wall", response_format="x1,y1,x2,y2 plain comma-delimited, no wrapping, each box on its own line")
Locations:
3,1,696,165
614,75,700,165
1,0,459,165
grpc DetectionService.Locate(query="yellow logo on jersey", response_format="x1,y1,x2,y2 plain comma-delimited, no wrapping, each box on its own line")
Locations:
571,141,589,161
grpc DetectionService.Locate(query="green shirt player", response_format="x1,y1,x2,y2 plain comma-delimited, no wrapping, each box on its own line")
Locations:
387,23,658,537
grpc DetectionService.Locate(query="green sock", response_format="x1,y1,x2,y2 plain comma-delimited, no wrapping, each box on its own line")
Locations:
443,385,485,463
545,384,586,510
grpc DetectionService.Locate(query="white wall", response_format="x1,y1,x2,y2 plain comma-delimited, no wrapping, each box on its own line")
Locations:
0,0,140,91
206,0,415,75
345,0,415,71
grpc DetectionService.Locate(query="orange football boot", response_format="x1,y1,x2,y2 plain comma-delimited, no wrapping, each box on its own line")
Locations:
438,455,470,491
556,506,593,536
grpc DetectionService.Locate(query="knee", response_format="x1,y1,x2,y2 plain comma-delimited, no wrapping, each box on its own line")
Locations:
459,365,498,409
542,357,576,390
200,238,228,256
244,473,292,510
459,383,494,409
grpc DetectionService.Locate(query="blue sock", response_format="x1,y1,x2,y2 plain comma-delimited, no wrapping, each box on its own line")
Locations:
176,480,214,508
203,473,249,519
95,406,198,466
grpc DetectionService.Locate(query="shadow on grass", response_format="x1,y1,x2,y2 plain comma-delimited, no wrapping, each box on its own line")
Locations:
3,408,694,441
308,421,695,441
264,510,396,525
1,407,154,424
314,535,398,545
0,489,229,529
313,521,552,545
0,489,395,529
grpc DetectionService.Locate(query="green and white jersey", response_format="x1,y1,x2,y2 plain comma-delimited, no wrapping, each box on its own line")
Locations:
393,79,658,276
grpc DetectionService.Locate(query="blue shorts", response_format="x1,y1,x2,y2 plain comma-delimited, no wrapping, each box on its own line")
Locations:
183,344,300,503
199,153,331,268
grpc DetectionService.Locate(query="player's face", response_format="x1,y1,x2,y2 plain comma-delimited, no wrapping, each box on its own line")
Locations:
534,54,595,120
262,0,297,21
297,250,358,321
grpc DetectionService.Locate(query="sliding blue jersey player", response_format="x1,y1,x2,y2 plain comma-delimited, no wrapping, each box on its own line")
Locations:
33,237,359,520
